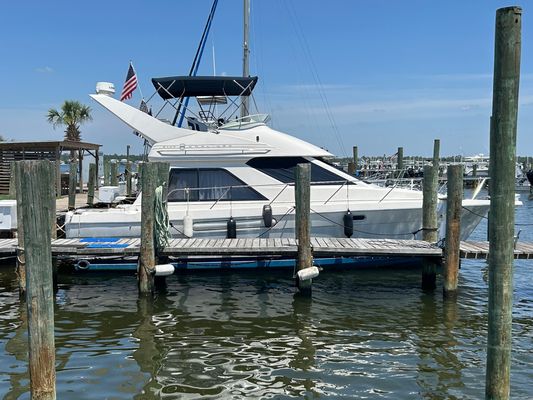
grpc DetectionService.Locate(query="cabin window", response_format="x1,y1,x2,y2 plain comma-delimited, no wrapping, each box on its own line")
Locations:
247,157,348,184
168,168,266,202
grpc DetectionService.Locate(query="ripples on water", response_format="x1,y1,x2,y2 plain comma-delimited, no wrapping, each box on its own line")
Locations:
0,193,532,399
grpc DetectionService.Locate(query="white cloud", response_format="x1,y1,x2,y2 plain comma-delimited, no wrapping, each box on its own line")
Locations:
35,66,54,73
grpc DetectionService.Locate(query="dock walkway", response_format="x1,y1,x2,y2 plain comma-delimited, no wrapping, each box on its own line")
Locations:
1,237,532,260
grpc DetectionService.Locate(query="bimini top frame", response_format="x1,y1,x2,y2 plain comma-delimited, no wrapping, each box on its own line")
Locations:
152,76,258,100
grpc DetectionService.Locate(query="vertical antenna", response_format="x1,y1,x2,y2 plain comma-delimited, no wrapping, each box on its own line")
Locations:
240,0,250,118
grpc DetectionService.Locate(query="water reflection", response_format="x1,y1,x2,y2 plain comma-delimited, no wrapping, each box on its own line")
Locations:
0,262,532,399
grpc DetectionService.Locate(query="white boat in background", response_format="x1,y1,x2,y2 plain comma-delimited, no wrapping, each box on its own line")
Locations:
63,75,490,241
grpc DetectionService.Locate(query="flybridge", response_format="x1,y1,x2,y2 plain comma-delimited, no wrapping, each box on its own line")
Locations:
151,76,258,100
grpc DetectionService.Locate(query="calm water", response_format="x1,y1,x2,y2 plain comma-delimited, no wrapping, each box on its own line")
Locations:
1,193,532,399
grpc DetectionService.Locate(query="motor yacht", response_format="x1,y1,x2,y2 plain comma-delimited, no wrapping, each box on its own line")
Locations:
64,76,490,241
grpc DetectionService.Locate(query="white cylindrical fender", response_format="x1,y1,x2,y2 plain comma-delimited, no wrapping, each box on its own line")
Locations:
183,215,193,238
154,264,175,276
296,266,319,281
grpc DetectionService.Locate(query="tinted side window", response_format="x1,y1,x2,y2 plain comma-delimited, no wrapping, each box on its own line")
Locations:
168,168,266,202
247,157,346,184
168,169,198,201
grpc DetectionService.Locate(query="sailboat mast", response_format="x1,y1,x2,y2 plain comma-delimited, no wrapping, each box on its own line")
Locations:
240,0,250,118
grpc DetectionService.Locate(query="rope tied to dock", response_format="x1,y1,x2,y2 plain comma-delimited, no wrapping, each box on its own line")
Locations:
154,185,170,253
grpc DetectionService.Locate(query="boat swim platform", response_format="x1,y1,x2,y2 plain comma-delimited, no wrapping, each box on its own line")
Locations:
0,237,532,260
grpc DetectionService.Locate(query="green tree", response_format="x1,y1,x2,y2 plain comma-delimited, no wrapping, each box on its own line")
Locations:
47,100,92,141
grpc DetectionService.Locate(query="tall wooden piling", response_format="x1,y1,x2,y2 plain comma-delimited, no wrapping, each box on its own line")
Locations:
422,165,439,243
136,162,143,193
397,147,404,178
15,160,56,400
353,146,358,172
87,163,96,206
433,139,440,168
486,7,521,399
126,162,132,196
103,160,110,186
139,162,158,294
295,163,312,294
443,164,463,297
110,160,118,186
68,161,77,210
421,164,439,289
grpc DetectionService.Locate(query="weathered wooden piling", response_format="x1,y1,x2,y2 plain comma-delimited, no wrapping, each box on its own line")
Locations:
353,146,358,172
433,139,440,167
295,163,313,294
347,162,355,175
422,165,439,243
14,160,56,399
139,162,158,294
486,6,521,399
110,160,118,186
87,163,96,206
421,164,439,290
103,160,110,186
443,164,463,297
397,147,404,178
68,161,77,210
126,161,132,196
138,162,169,294
136,162,143,193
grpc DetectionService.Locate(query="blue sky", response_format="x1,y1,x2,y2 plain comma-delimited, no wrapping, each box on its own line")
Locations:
0,1,531,157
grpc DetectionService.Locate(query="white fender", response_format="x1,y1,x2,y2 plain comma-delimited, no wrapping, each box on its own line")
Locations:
183,215,193,238
154,264,175,276
297,266,319,281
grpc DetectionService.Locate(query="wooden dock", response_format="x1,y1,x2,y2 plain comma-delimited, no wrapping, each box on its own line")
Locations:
1,237,442,258
1,237,533,260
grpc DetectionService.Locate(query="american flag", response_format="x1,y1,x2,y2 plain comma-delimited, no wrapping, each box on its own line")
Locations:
120,63,138,101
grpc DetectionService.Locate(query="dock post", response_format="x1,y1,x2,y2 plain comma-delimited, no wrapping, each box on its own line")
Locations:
110,160,118,186
295,163,313,295
433,139,440,167
14,160,56,400
87,163,96,206
126,161,132,197
421,164,439,290
486,7,521,399
139,162,158,294
443,164,463,298
397,146,404,178
422,165,439,243
347,162,355,175
68,160,77,211
353,146,358,173
136,162,143,193
103,160,109,186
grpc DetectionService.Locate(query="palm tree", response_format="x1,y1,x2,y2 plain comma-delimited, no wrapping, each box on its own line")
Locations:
47,100,92,142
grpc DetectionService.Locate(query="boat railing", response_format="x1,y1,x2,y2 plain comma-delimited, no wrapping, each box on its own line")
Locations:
164,178,420,210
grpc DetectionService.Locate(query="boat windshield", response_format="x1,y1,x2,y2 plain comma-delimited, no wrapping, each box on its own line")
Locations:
219,114,270,130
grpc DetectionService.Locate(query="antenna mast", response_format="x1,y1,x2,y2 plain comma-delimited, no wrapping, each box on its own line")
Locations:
240,0,250,118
